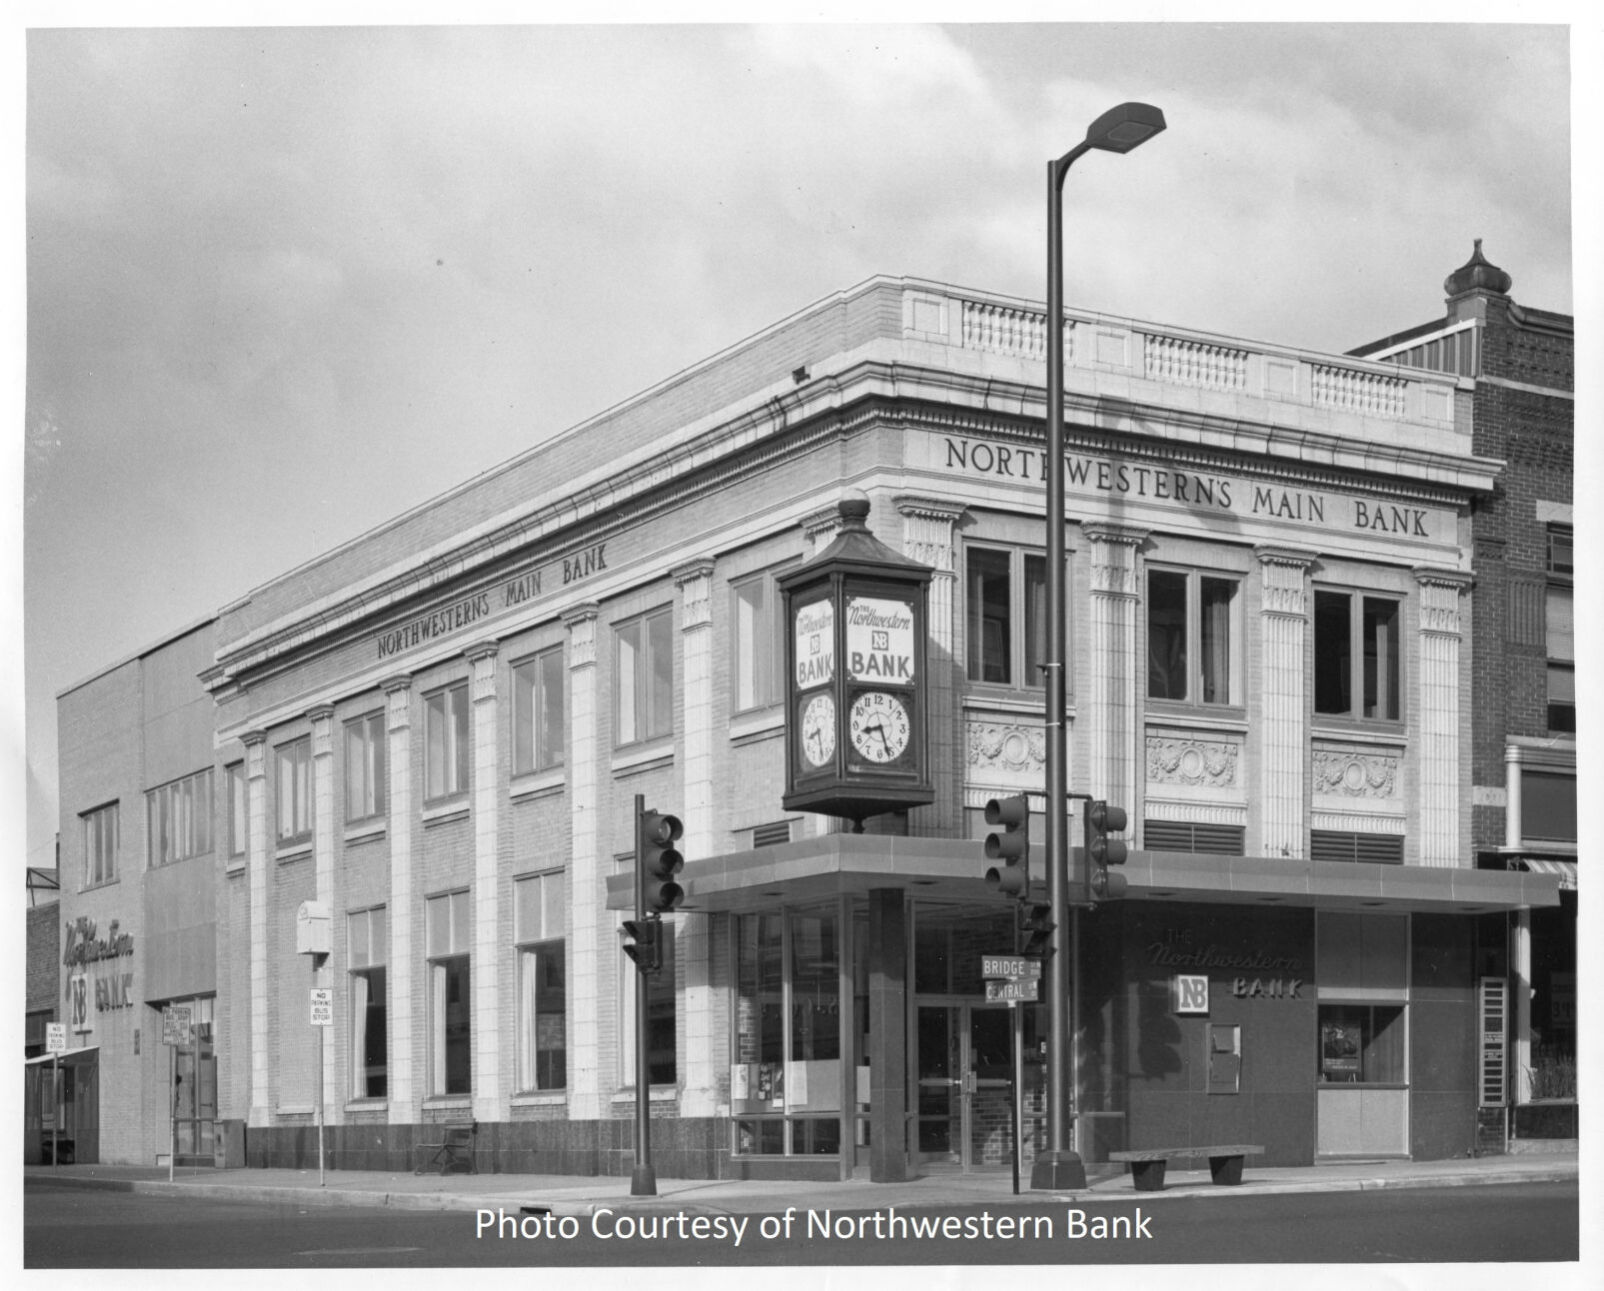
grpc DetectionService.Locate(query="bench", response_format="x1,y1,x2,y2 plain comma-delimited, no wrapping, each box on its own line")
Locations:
414,1122,476,1175
1107,1144,1264,1191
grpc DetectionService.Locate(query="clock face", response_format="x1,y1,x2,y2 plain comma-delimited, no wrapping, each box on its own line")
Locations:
849,691,912,764
800,693,836,769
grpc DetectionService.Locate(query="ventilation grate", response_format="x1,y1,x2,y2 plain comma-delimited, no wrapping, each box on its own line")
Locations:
1142,820,1245,856
752,820,792,849
1311,829,1404,865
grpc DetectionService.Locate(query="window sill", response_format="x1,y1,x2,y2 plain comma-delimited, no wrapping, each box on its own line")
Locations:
961,688,1046,716
344,821,386,845
510,768,566,801
79,877,121,893
511,1091,569,1106
275,1104,316,1117
1310,720,1406,745
611,1086,679,1105
344,1099,388,1112
275,842,312,864
612,740,675,776
225,858,247,877
423,1095,473,1109
1145,703,1249,731
422,800,470,826
729,707,784,742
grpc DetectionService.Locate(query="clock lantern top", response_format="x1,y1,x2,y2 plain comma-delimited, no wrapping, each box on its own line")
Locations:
778,492,935,829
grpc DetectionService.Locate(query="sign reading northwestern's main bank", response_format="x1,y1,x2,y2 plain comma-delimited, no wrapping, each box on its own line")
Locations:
375,542,608,659
937,436,1442,540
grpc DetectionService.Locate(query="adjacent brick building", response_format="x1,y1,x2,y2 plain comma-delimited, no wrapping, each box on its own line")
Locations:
1351,241,1576,1148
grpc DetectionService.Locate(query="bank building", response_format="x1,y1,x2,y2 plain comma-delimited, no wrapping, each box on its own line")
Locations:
33,245,1574,1180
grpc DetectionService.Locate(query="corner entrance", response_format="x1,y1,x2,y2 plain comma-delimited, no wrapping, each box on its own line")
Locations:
913,1002,1021,1171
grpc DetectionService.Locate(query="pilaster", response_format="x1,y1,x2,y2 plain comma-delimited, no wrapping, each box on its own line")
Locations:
1084,524,1145,810
465,641,501,1118
563,603,604,1119
243,730,270,1126
895,496,965,837
673,559,718,1118
381,675,416,1121
308,705,339,1123
1413,568,1472,867
1256,547,1314,859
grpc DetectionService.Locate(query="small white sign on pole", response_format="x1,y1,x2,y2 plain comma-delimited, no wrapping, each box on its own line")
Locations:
310,988,334,1027
45,1022,67,1054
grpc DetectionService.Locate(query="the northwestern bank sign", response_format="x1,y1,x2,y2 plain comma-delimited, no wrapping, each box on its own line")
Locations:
374,542,608,659
932,435,1452,540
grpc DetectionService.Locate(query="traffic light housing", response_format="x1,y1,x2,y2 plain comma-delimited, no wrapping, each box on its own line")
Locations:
1021,903,1055,957
638,807,685,914
1084,799,1129,900
983,794,1032,900
622,917,662,973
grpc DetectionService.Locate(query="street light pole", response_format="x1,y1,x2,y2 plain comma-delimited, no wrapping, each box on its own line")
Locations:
1032,101,1165,1193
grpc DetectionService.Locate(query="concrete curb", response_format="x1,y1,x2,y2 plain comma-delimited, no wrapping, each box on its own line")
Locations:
27,1162,1578,1215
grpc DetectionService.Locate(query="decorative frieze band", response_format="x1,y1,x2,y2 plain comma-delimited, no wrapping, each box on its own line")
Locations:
1144,798,1249,827
1311,810,1408,834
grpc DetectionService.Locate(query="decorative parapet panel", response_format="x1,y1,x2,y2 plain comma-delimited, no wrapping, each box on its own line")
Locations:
966,718,1047,779
1146,731,1242,790
1311,742,1406,824
1143,333,1249,391
961,298,1068,363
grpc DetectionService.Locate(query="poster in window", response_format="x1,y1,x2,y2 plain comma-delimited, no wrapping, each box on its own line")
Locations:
1320,1019,1361,1078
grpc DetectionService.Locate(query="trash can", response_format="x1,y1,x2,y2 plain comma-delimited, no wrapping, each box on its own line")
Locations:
215,1119,246,1169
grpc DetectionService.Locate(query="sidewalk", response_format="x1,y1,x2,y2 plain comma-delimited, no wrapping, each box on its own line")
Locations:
24,1149,1578,1217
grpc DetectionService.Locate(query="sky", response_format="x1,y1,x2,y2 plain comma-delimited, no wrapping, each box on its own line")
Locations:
13,15,1588,873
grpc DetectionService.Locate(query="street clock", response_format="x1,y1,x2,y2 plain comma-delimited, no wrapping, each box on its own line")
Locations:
780,492,935,827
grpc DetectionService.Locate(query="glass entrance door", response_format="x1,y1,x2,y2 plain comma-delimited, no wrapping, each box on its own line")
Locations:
913,1002,1020,1172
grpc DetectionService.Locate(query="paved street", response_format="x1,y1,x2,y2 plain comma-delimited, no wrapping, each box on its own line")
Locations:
24,1178,1579,1268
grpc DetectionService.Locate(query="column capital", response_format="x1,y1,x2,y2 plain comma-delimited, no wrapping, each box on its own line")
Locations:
561,600,600,629
463,639,501,664
1254,544,1317,572
380,674,414,695
1412,565,1474,592
673,559,717,632
307,703,336,724
241,729,268,748
800,505,843,551
671,557,717,586
1081,522,1149,549
892,494,967,524
564,600,601,669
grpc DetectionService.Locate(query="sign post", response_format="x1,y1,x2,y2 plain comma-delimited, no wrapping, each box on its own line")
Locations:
45,1022,66,1167
984,955,1044,1192
162,1004,192,1183
311,986,332,1187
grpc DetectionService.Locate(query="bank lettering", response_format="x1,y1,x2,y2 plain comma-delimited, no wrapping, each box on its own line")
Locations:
943,436,1436,540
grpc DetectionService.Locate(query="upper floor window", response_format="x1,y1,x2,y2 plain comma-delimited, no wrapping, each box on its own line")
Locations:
348,906,388,1099
733,569,787,713
345,711,388,823
616,607,673,746
425,682,470,803
1314,590,1401,723
1147,569,1240,706
82,802,119,887
513,647,565,775
965,546,1046,687
426,889,473,1096
1547,524,1574,735
225,763,246,859
276,737,312,846
515,871,567,1092
147,769,213,867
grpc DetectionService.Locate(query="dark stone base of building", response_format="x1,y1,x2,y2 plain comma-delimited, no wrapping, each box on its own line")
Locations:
242,1117,772,1179
1514,1101,1579,1140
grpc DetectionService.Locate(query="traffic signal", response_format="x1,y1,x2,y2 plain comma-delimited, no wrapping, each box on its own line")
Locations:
1021,903,1055,957
983,794,1032,900
1084,799,1129,900
638,807,685,914
622,917,662,973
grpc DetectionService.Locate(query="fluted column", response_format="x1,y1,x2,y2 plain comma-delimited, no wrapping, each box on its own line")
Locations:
1414,569,1472,867
465,642,502,1118
895,497,965,837
381,675,416,1121
243,730,270,1125
563,603,603,1119
308,705,339,1123
1256,548,1314,859
1084,524,1145,809
673,559,718,1118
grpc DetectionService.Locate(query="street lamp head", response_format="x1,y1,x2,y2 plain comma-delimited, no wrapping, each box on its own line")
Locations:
1083,101,1166,154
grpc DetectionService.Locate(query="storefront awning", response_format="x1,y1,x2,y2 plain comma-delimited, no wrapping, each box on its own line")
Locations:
1511,857,1577,890
605,835,1564,915
25,1046,99,1067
